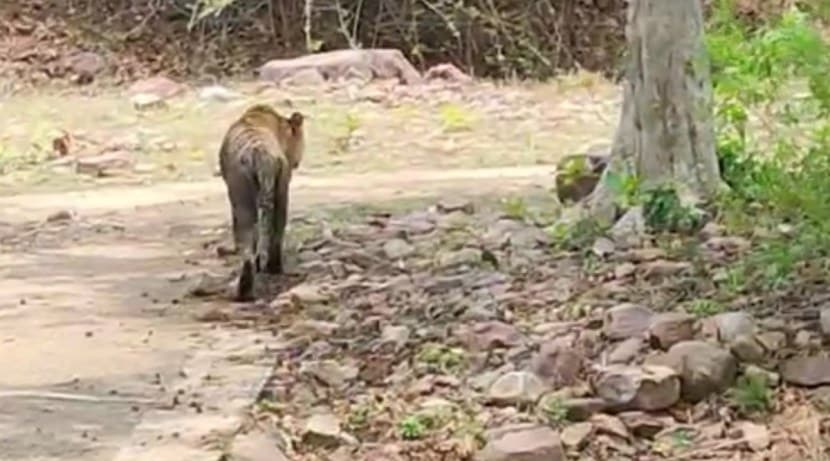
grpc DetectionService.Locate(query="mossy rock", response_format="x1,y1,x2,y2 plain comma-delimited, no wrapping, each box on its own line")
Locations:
555,149,609,204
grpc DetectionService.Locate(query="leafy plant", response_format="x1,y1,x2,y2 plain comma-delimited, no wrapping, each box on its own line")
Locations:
417,343,466,373
398,414,430,440
438,103,476,132
727,374,773,415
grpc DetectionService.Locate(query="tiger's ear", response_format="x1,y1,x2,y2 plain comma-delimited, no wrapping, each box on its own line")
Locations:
288,112,303,128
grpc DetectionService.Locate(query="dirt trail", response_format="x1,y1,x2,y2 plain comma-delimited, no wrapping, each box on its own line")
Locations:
0,165,553,460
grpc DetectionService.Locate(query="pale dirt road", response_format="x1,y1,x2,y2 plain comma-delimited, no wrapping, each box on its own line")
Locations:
0,165,553,461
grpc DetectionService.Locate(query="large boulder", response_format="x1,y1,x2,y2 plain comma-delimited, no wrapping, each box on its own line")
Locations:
258,49,423,85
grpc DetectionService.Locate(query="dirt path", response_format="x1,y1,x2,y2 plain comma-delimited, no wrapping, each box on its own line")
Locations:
0,165,553,460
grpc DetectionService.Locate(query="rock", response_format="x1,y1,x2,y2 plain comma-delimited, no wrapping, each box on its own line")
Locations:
290,320,339,338
712,312,755,343
554,153,608,204
610,206,646,248
380,325,410,348
127,76,184,98
593,365,680,411
642,260,692,278
793,329,813,348
560,398,607,421
648,312,696,350
230,429,289,461
603,303,654,340
198,84,241,101
382,238,415,259
618,411,670,439
608,337,644,364
424,63,473,83
560,422,593,449
300,360,359,388
282,68,327,86
303,413,354,448
436,198,474,214
736,421,770,451
464,321,525,351
46,209,74,222
287,283,331,306
65,51,105,84
436,248,480,268
614,262,636,279
704,236,751,254
186,271,228,297
590,413,630,439
529,340,583,387
487,371,547,406
781,357,830,387
743,365,780,387
130,93,167,110
821,308,830,337
76,151,134,177
700,221,723,239
729,335,765,364
259,49,422,85
653,340,737,402
592,237,616,258
756,331,787,351
476,424,564,461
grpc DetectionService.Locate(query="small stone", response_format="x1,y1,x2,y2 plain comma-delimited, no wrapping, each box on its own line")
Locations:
464,321,525,351
781,357,830,387
743,365,780,387
383,238,415,259
618,411,670,439
610,206,646,248
651,340,737,402
593,365,680,411
290,320,339,338
590,413,630,439
794,330,813,349
437,248,480,268
487,371,547,406
648,312,696,350
603,303,654,340
592,237,615,257
303,413,352,448
560,398,607,421
476,424,564,461
127,75,184,98
46,209,73,222
381,325,410,347
560,422,593,449
614,262,636,279
288,283,330,306
76,151,134,177
300,360,359,388
198,84,240,101
642,260,693,278
704,236,751,254
529,340,583,387
756,331,787,352
608,337,644,364
737,421,770,452
700,221,723,239
729,335,765,364
130,93,166,111
437,198,474,214
820,308,830,337
713,312,755,343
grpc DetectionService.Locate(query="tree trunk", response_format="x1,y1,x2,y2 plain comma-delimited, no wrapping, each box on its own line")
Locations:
586,0,721,223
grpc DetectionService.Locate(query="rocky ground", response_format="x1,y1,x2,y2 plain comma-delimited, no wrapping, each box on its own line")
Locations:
184,194,830,461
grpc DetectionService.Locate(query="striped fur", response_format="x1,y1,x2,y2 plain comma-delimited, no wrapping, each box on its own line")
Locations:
218,104,304,301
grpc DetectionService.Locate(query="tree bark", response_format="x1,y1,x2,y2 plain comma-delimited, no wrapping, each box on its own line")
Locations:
585,0,721,224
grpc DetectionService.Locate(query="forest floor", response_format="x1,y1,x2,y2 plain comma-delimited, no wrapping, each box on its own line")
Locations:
2,75,829,461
